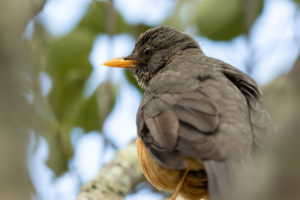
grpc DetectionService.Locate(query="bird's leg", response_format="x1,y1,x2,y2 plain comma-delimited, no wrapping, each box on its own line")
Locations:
170,168,190,200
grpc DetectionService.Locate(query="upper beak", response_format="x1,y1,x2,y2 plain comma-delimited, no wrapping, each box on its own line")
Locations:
103,57,136,68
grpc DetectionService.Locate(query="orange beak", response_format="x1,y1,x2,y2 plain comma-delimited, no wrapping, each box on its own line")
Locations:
103,58,136,68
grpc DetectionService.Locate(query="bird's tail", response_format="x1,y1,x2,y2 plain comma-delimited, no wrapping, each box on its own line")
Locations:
204,158,253,200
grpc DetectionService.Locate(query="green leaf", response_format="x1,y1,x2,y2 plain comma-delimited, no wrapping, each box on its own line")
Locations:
78,1,151,37
41,28,95,175
40,80,117,176
165,0,264,41
62,82,118,133
62,93,99,133
193,0,244,40
294,0,300,8
46,29,94,121
78,1,106,34
46,29,94,81
32,95,73,176
45,126,72,176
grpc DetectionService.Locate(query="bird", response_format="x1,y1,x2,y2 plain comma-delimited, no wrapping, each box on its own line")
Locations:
103,26,271,200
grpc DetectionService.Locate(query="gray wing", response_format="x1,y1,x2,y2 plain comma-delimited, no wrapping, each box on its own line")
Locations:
220,63,272,148
137,88,224,169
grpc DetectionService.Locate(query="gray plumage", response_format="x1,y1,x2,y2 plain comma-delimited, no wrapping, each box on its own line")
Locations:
128,26,270,200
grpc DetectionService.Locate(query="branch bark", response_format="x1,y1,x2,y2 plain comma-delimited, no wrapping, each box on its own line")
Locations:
0,0,46,38
77,142,144,200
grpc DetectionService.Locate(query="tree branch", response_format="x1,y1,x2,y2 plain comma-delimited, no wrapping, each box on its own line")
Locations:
0,1,47,200
77,141,144,200
0,0,46,39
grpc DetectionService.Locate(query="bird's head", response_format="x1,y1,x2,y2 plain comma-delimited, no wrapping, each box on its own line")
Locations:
103,26,202,89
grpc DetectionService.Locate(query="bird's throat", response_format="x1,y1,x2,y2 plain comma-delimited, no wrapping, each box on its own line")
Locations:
134,63,166,90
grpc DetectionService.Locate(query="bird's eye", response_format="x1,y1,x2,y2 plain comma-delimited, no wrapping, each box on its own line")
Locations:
143,47,151,56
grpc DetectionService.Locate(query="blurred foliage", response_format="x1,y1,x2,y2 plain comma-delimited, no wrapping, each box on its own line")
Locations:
165,0,264,40
29,1,151,176
46,30,94,124
78,2,150,37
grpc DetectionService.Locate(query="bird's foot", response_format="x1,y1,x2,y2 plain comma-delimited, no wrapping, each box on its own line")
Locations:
170,168,190,200
170,193,178,200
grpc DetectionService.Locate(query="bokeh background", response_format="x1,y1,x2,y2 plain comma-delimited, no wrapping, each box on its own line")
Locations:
1,0,300,200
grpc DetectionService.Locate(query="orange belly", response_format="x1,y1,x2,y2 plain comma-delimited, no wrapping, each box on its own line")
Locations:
136,138,209,200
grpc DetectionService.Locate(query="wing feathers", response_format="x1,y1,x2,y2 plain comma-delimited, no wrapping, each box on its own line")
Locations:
177,98,218,115
175,136,224,159
142,88,222,163
248,98,272,147
174,104,219,134
144,110,179,151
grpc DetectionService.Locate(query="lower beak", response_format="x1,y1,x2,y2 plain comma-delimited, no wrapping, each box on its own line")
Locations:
103,58,136,68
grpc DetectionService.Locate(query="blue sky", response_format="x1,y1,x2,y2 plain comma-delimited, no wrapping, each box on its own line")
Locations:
29,0,299,199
